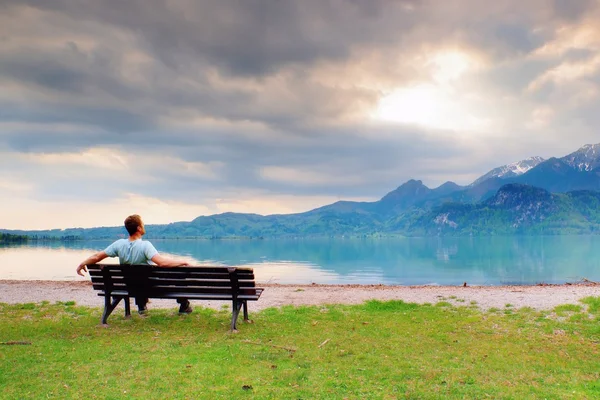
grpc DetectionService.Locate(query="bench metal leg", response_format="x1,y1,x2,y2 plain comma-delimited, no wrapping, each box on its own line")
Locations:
101,295,112,325
230,300,243,332
243,301,249,321
101,296,124,325
124,296,131,319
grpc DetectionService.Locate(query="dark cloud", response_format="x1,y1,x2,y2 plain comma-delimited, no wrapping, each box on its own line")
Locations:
0,101,153,140
491,23,547,55
551,0,598,21
0,0,599,221
3,0,418,75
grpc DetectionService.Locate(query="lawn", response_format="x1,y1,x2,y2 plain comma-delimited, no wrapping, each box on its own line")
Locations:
1,298,600,399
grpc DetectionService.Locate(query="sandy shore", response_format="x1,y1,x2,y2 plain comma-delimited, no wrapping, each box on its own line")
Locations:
1,280,598,312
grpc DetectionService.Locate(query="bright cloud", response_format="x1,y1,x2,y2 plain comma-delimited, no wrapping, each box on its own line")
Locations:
0,194,213,230
260,166,366,187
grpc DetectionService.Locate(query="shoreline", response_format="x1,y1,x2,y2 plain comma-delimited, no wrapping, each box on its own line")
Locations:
1,280,598,312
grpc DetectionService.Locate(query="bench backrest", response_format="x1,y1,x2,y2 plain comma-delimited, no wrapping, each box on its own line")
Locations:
88,264,260,299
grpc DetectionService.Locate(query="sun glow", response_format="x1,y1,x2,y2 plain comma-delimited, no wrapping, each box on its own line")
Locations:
373,84,445,126
431,51,472,83
371,50,489,130
371,84,490,130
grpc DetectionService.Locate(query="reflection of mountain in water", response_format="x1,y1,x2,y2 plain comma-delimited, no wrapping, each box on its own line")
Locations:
13,236,600,285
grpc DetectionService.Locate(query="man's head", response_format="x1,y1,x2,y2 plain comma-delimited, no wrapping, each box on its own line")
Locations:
124,214,145,236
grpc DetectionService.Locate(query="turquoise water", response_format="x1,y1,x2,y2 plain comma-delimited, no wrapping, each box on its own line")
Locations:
2,236,600,285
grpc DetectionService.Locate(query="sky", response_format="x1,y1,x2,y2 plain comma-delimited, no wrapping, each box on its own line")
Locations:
1,0,600,230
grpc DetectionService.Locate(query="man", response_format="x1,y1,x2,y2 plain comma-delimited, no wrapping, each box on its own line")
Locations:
76,214,192,315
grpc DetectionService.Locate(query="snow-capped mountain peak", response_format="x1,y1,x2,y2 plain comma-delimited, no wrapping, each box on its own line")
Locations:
561,143,600,171
471,156,545,186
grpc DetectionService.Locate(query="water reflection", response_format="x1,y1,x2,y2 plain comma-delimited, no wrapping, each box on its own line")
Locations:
2,236,600,285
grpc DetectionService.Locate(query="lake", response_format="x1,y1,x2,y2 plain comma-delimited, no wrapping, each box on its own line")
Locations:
2,236,600,285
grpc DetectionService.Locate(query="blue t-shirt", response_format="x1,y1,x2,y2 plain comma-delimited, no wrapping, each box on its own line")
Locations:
103,239,159,265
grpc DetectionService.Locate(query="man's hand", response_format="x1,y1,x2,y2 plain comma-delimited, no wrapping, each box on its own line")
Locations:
76,251,108,276
76,263,88,276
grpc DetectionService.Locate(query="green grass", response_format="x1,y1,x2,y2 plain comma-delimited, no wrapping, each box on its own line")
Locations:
2,300,600,399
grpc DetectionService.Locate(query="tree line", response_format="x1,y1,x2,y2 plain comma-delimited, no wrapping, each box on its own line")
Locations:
0,233,83,243
0,233,29,243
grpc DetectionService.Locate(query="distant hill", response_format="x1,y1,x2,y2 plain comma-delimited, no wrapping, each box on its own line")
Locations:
408,184,600,236
3,142,600,238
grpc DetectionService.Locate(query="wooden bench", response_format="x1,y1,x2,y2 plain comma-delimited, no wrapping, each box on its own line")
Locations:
87,264,264,331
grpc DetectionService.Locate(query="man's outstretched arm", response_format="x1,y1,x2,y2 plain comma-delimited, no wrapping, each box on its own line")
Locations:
76,251,109,276
151,254,189,267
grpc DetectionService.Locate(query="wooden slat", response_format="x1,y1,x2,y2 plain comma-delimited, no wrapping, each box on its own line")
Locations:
89,264,255,273
89,269,234,277
91,276,256,287
148,271,254,280
148,286,259,295
95,285,258,295
93,282,257,291
89,270,254,281
98,292,261,301
92,270,255,280
97,288,263,299
92,283,127,290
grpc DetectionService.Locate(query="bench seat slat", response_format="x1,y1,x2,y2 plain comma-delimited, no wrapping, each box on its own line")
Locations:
92,283,256,289
93,283,258,292
98,292,263,301
95,287,259,295
97,286,259,295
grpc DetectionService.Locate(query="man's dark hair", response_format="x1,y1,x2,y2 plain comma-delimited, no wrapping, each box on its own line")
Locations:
124,214,143,236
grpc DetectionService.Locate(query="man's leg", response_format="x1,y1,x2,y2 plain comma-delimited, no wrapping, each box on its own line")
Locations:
177,298,192,314
135,296,149,314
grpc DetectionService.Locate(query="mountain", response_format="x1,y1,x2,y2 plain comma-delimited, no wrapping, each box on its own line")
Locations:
463,143,600,196
442,177,506,204
483,183,558,225
452,144,600,203
471,156,545,186
5,142,600,238
408,184,600,235
304,179,466,217
375,180,465,213
431,181,464,196
512,157,600,192
561,143,600,171
377,179,432,213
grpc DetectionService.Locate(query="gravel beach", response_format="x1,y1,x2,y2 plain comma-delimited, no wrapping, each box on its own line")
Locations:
1,280,598,312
